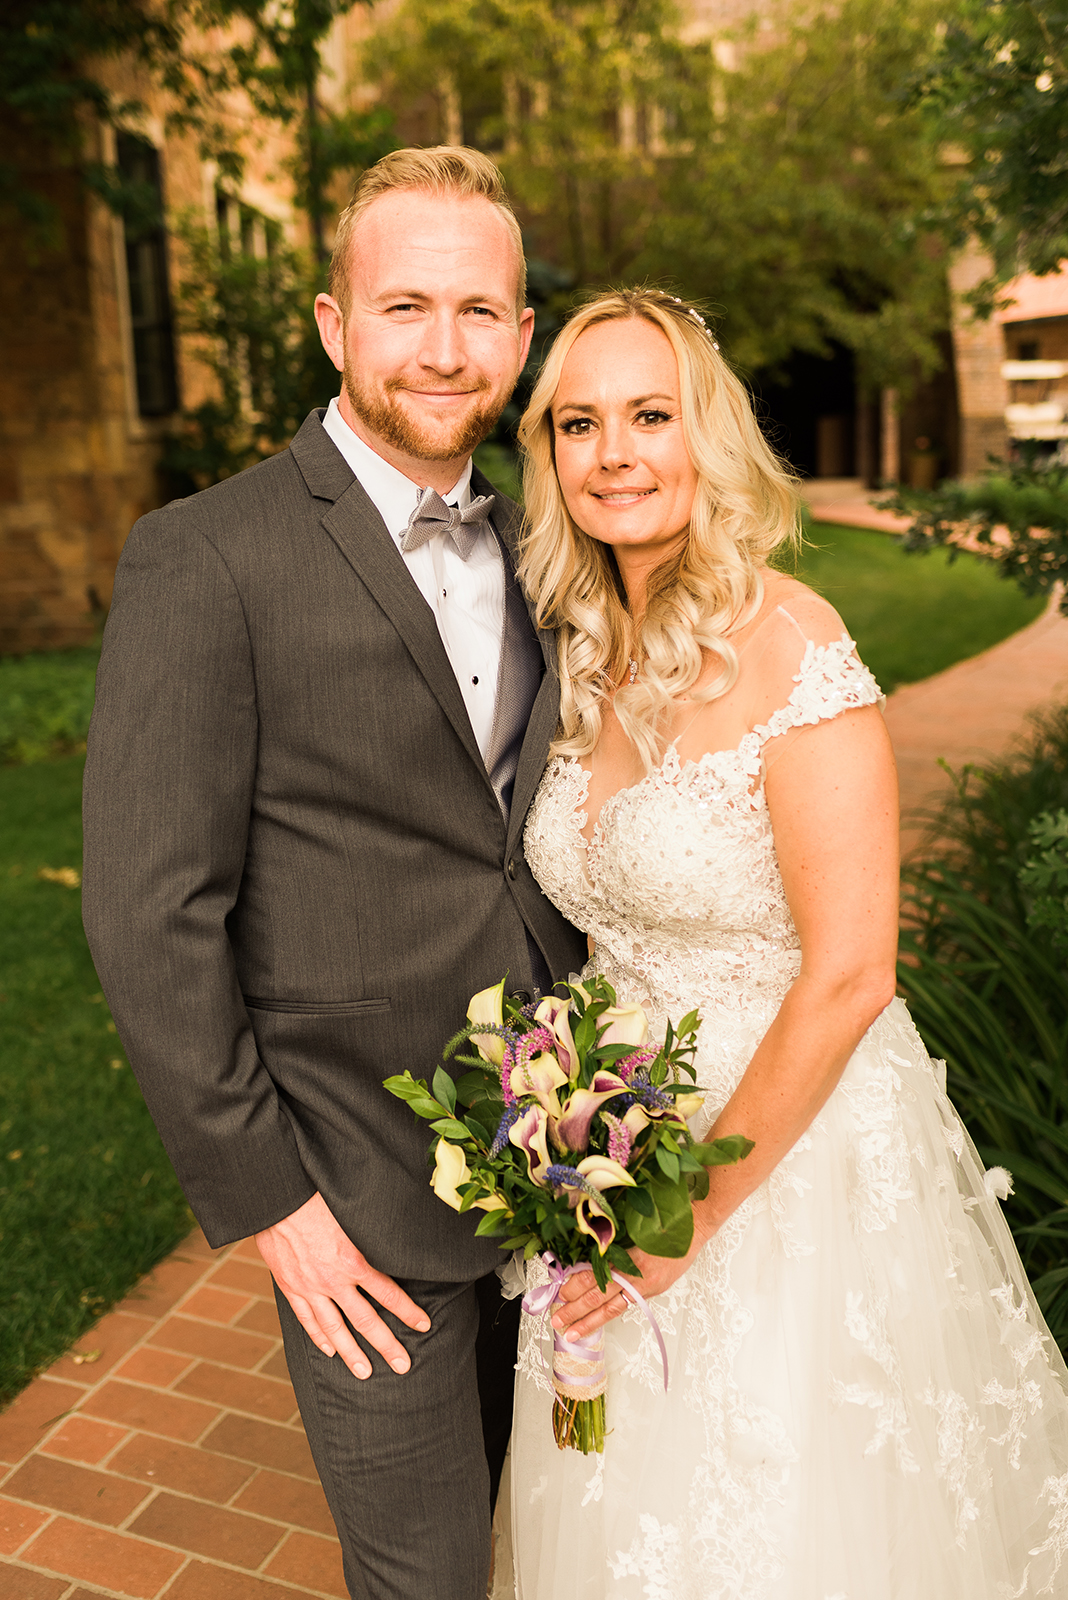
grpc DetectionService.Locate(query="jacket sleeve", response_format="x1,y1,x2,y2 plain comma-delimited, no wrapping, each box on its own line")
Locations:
82,505,317,1245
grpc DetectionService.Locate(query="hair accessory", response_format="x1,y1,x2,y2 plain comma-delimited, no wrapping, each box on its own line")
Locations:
664,292,719,349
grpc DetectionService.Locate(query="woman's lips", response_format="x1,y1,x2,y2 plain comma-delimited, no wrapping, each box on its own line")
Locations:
591,488,657,504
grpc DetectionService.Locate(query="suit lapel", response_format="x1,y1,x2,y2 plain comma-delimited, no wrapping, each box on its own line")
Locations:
289,414,561,831
472,468,563,850
291,413,487,780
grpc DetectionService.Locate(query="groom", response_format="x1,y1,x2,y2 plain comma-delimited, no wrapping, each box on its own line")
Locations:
82,146,585,1598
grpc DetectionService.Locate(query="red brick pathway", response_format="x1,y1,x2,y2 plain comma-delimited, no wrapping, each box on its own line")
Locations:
0,1231,345,1599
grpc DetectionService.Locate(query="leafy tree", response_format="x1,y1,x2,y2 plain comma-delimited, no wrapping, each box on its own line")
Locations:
638,0,953,384
162,219,339,486
365,0,951,385
917,0,1068,299
0,0,390,252
882,447,1068,613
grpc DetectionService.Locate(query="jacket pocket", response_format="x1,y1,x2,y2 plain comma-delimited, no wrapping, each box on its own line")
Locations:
243,996,391,1016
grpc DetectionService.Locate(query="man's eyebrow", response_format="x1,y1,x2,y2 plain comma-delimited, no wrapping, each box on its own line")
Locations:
372,288,511,307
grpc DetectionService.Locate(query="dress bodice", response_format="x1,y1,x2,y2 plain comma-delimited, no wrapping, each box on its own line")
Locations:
524,631,883,1111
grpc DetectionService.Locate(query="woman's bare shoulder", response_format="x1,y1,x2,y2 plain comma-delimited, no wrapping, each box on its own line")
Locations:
759,571,849,646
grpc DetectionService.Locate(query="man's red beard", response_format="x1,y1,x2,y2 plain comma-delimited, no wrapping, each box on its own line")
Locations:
343,367,509,462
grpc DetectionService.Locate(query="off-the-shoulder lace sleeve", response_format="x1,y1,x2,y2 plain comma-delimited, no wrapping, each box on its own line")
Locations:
754,634,884,748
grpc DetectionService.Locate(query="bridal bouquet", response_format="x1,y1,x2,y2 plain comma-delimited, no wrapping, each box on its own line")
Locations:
385,974,752,1453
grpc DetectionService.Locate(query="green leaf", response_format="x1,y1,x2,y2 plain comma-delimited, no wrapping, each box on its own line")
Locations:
654,1144,681,1183
454,1069,493,1105
689,1135,754,1167
625,1186,655,1217
432,1067,457,1113
474,1210,510,1237
382,1073,449,1121
429,1117,473,1141
675,1009,701,1040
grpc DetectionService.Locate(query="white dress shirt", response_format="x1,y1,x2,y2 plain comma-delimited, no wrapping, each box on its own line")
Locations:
322,397,505,759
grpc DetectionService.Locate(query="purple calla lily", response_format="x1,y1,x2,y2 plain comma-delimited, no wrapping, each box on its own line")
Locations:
508,1104,552,1184
545,1154,636,1253
551,1071,631,1155
533,994,578,1075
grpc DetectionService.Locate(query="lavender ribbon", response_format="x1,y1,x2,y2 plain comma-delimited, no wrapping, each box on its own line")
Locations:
521,1252,670,1393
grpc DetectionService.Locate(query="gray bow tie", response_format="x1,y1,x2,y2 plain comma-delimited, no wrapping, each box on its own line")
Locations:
400,486,496,561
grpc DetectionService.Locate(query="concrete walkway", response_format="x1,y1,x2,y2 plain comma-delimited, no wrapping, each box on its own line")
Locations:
3,496,1068,1598
803,484,1068,851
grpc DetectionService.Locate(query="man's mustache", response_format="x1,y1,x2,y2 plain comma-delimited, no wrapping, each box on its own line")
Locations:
383,376,493,397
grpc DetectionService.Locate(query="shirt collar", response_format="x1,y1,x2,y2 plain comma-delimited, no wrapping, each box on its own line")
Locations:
322,396,473,541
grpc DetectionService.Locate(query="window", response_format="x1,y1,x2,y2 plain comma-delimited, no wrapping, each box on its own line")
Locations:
116,134,179,417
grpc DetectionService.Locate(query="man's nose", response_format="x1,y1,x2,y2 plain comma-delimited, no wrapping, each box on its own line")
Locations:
417,313,466,375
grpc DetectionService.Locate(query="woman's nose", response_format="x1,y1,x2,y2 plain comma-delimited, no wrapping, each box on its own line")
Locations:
598,421,634,470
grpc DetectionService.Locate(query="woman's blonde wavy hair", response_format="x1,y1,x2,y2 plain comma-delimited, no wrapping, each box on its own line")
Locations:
516,289,800,772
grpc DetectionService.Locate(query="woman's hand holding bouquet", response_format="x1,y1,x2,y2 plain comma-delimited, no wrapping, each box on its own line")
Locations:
385,974,751,1452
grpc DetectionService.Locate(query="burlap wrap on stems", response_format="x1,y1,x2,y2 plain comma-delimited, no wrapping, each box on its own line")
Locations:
552,1326,607,1403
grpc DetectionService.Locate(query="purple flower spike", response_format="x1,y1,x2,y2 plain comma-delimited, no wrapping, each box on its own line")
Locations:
500,1042,517,1106
544,1162,585,1190
601,1111,633,1168
515,1026,559,1070
490,1103,523,1157
616,1047,658,1083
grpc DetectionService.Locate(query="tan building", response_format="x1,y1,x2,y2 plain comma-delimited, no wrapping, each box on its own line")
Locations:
0,19,359,655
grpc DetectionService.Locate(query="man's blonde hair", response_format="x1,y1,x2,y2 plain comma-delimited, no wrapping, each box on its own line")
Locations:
517,289,800,773
328,146,527,321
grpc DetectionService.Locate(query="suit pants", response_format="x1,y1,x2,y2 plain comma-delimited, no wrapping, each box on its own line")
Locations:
275,1272,520,1599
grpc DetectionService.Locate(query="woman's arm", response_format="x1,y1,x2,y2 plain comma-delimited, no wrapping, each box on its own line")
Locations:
553,701,900,1337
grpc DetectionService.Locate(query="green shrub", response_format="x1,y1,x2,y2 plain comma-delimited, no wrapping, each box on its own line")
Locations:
0,648,99,765
881,449,1068,615
897,706,1068,1348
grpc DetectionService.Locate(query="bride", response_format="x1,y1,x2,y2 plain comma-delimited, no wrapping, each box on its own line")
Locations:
502,288,1068,1598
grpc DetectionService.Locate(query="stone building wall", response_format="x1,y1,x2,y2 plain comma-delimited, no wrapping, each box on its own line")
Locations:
947,245,1010,477
0,43,308,656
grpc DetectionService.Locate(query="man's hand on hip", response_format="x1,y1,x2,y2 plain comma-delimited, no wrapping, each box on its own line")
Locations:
255,1192,431,1379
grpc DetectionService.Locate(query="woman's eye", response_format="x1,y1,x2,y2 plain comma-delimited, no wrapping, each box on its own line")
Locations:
558,418,592,436
637,409,670,426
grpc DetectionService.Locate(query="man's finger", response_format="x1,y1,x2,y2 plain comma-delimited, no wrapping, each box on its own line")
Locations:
315,1301,373,1379
284,1293,339,1359
354,1265,431,1334
333,1287,414,1376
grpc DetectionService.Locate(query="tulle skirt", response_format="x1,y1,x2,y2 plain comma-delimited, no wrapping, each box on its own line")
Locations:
500,999,1068,1599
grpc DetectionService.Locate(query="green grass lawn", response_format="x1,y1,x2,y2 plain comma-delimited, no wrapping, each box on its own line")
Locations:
790,522,1046,693
0,522,1047,1407
0,757,192,1406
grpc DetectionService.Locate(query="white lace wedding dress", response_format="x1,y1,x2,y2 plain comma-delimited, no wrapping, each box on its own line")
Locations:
506,609,1068,1600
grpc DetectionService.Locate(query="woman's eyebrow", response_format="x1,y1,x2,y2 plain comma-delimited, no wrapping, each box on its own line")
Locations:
555,392,675,414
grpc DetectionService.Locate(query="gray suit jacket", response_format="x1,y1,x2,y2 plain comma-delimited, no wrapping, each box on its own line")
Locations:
82,410,586,1279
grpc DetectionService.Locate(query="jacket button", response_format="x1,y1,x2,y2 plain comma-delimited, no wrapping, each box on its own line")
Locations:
507,858,518,880
513,989,532,1007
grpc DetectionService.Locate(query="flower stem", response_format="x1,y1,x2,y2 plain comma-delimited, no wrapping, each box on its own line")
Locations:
552,1393,606,1454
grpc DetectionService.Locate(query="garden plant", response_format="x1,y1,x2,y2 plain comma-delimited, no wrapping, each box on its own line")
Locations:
897,706,1068,1352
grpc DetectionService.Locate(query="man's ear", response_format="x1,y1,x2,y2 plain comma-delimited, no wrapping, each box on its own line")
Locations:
314,294,345,374
518,306,536,370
